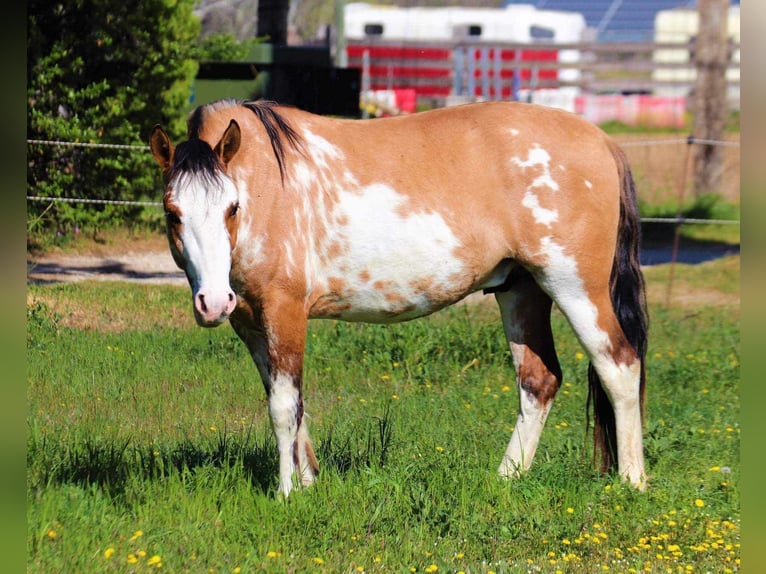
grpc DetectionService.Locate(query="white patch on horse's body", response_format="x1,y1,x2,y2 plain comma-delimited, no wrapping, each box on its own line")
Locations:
309,184,466,322
234,234,265,275
302,129,345,166
292,160,315,193
521,191,559,227
512,144,560,226
510,128,520,136
535,236,609,351
585,179,594,189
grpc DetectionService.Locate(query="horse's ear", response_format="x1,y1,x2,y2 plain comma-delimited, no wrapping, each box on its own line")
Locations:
215,119,241,167
149,125,174,171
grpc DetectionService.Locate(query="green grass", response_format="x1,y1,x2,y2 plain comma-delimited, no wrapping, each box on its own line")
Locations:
27,262,739,573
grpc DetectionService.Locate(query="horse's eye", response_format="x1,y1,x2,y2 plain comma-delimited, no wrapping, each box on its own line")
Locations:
166,211,181,226
228,203,240,218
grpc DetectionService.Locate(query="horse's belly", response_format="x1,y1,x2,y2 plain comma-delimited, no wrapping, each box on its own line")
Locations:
310,256,477,323
307,184,506,322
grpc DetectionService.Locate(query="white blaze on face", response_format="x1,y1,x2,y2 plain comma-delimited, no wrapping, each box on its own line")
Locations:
170,172,238,326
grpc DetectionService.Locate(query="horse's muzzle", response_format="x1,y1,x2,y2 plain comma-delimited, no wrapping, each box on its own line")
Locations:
193,289,237,327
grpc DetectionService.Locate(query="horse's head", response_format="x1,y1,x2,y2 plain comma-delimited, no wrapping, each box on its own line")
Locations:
150,120,242,327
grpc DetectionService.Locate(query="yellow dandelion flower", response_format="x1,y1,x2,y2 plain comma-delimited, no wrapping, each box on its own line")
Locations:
455,552,465,559
267,551,280,558
356,566,364,573
566,507,574,514
425,565,439,573
147,555,161,565
694,499,705,508
46,529,57,540
392,394,399,400
233,568,241,573
436,446,444,452
130,529,144,541
137,550,147,558
104,547,115,559
312,557,324,565
127,554,138,564
575,352,584,361
709,466,721,472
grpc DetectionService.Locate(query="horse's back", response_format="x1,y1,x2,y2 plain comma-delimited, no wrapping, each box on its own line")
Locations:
316,102,622,270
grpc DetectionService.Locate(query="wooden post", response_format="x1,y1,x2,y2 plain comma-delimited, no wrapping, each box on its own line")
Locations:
691,0,729,197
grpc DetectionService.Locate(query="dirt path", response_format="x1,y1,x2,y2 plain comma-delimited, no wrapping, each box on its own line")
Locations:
27,248,186,286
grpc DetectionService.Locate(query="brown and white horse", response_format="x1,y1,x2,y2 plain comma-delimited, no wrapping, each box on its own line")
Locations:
150,99,648,497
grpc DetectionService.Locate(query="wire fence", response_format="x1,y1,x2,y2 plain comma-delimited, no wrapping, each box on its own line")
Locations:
26,136,741,224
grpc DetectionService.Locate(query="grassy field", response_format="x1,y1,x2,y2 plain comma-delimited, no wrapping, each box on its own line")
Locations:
27,256,740,573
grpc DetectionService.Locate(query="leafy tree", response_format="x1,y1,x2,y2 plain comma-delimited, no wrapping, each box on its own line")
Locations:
196,32,265,61
27,0,200,237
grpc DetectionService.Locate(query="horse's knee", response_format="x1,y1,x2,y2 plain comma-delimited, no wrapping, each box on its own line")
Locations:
517,356,561,403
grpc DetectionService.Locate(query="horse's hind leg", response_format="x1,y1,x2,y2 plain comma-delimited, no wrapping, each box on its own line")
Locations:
494,268,563,478
539,268,646,489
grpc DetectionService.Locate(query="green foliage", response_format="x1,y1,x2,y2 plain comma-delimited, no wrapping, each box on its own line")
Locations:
27,0,200,236
639,193,740,244
195,33,265,62
639,192,739,222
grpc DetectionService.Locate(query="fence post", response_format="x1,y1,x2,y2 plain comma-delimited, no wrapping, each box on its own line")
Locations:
481,47,490,99
453,46,464,96
494,47,502,100
467,47,476,98
361,49,370,119
692,0,730,197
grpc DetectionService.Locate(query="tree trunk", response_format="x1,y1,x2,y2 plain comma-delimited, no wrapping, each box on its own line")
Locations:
692,0,730,197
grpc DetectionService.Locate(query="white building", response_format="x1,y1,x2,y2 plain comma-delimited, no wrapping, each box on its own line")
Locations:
652,5,740,104
344,2,586,44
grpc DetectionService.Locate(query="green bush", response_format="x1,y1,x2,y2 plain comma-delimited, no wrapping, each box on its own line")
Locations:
27,0,201,237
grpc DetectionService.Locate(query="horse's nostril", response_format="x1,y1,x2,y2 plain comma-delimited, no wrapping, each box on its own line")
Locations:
197,294,207,312
228,292,235,302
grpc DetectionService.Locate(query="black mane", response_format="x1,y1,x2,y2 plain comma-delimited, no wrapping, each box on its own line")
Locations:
186,99,303,183
167,138,223,188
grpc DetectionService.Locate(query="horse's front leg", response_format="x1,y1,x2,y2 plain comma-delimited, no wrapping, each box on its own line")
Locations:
231,300,319,497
